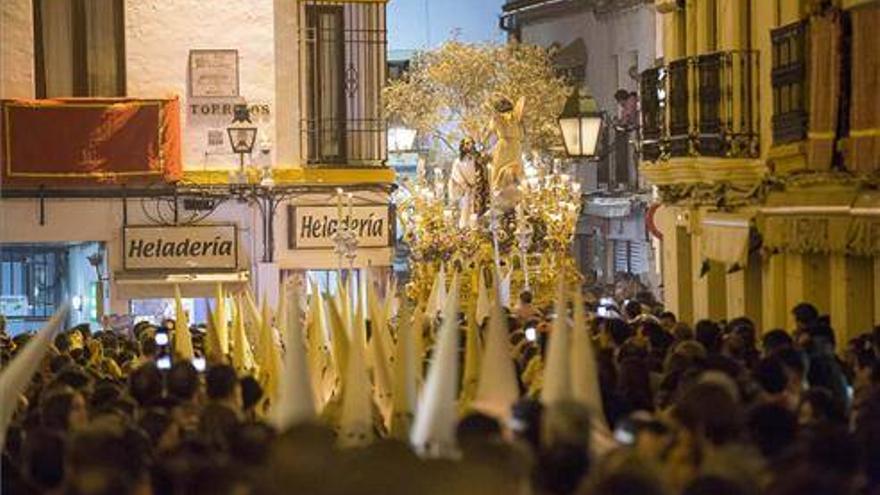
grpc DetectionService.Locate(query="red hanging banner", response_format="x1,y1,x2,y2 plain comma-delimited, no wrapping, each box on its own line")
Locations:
1,97,182,187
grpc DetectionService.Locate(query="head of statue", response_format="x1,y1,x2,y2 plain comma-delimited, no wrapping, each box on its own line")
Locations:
493,96,514,114
459,138,476,158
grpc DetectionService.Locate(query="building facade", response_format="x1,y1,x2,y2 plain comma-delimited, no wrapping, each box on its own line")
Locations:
0,0,393,332
640,0,880,340
500,0,660,290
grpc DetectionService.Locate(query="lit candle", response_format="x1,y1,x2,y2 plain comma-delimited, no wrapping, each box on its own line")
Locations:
336,188,344,220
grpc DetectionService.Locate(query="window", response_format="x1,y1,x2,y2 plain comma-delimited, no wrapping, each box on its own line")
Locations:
299,1,387,166
696,52,723,155
306,5,346,163
33,0,126,98
667,58,692,156
705,0,717,52
771,20,808,144
1,245,68,335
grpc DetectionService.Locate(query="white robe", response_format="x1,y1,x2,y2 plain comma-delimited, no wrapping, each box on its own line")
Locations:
448,157,478,228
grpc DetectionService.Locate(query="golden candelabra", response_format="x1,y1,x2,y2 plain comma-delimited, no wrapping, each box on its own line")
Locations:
398,161,584,311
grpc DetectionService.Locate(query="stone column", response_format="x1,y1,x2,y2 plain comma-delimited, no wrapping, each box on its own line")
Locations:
762,252,788,331
830,255,874,346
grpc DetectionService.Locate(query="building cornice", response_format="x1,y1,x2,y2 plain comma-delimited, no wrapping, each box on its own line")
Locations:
182,167,396,186
502,0,651,20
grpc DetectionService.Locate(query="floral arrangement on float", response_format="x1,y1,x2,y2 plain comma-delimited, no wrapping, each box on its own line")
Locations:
385,40,583,311
396,161,583,311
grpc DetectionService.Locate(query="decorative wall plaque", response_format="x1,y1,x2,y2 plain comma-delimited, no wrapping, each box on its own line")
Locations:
189,49,239,98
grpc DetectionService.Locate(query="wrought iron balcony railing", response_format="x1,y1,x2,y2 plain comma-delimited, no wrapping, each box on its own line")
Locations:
771,20,809,145
639,50,760,161
639,66,665,162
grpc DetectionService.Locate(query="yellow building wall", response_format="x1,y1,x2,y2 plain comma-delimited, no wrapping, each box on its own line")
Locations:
830,256,874,345
647,0,880,337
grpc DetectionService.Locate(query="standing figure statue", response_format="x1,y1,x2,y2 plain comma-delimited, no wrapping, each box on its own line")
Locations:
490,96,526,211
448,138,483,228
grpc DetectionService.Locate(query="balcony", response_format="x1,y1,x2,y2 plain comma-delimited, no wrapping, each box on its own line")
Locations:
0,98,182,188
639,50,760,162
298,0,387,167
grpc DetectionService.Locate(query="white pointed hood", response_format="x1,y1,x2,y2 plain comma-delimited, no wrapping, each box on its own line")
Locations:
338,279,375,448
570,287,617,456
424,264,447,318
570,287,604,418
231,297,257,373
389,303,417,440
273,281,317,430
307,278,335,409
541,278,572,405
243,288,264,354
366,272,393,424
475,268,491,326
0,304,69,448
173,285,195,361
472,268,520,420
410,272,461,457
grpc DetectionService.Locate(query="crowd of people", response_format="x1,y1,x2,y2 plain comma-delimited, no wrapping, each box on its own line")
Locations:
2,285,880,495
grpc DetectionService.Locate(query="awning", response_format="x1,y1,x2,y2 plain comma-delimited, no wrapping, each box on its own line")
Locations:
113,270,249,299
701,212,752,266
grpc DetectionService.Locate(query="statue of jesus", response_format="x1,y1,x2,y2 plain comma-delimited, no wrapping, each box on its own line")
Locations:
448,138,479,228
489,96,526,211
448,138,492,228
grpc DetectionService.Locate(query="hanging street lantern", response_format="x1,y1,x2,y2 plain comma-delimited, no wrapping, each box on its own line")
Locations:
227,104,258,181
558,87,604,159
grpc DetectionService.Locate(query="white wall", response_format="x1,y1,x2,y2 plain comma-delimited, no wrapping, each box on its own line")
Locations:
126,0,280,171
0,0,35,99
520,5,657,114
1,0,295,170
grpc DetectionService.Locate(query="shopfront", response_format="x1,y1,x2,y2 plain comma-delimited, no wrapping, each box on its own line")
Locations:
277,190,396,299
0,195,255,332
116,223,250,324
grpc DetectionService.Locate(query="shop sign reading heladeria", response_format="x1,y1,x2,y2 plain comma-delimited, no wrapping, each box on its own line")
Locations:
288,205,394,249
123,225,238,270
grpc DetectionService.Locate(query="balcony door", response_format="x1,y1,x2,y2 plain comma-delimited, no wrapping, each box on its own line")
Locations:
33,0,125,98
306,5,347,164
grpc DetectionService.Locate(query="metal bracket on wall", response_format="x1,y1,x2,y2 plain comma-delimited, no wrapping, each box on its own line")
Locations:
38,186,45,226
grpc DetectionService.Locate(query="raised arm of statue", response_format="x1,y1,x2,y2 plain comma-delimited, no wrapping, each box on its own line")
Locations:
513,96,525,122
